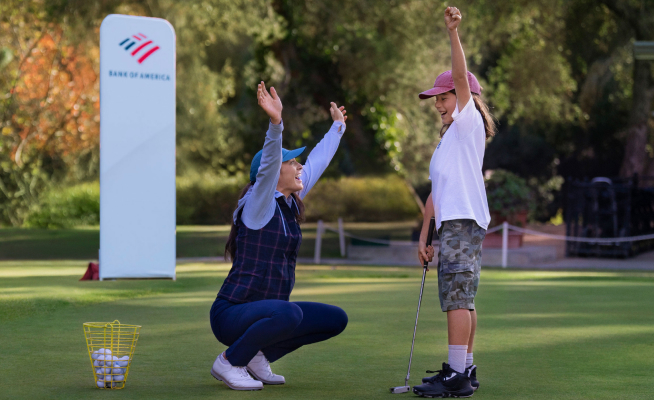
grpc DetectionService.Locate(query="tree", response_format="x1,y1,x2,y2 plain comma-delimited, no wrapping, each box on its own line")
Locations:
0,0,99,225
597,0,654,177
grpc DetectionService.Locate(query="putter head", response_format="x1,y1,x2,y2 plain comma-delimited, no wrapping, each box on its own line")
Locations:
390,386,410,394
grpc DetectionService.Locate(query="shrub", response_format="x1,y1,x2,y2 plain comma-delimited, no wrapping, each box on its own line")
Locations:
176,173,244,225
304,175,421,222
24,182,100,228
484,169,531,218
527,175,564,222
23,174,421,228
179,173,421,224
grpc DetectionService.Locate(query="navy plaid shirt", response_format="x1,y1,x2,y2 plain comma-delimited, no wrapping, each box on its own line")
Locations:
218,197,302,303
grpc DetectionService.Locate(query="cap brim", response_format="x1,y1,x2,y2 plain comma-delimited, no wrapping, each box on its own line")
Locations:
418,86,452,99
282,146,306,162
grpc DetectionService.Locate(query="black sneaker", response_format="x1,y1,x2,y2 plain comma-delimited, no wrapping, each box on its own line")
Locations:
413,363,474,398
421,366,447,384
422,364,479,391
465,365,479,391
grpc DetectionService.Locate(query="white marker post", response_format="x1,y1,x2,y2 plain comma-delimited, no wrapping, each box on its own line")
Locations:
314,220,324,264
337,217,346,257
501,221,509,268
99,15,176,280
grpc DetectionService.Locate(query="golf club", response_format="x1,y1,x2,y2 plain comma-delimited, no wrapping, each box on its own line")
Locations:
390,216,436,394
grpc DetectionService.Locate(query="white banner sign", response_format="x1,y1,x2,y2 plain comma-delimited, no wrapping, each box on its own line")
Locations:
99,15,176,280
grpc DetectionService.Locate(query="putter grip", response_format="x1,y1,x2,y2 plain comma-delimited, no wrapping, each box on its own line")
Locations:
424,217,436,268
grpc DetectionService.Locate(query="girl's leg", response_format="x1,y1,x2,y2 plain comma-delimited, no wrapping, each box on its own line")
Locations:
447,309,471,345
212,299,304,366
468,309,476,351
447,309,471,373
438,220,484,373
262,302,348,362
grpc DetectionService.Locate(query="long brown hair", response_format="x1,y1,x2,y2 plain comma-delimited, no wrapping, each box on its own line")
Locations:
439,91,497,139
224,182,306,261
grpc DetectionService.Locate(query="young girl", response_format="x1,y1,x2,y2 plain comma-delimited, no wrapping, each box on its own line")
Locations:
209,82,349,391
412,6,496,398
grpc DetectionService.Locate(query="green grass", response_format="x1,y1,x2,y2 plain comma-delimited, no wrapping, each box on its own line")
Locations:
2,262,654,399
0,221,418,260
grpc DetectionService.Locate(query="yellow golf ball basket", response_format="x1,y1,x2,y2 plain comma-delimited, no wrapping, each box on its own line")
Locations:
83,320,141,389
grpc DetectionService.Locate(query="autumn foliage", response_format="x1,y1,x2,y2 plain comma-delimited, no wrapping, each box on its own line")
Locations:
8,29,99,167
1,7,99,225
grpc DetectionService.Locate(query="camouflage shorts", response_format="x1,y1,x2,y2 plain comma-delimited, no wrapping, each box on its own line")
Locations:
437,219,486,312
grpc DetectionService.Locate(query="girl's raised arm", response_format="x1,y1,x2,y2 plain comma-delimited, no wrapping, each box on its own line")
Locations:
445,6,471,111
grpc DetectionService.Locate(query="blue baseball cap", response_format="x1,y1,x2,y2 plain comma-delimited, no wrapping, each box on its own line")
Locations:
250,147,306,183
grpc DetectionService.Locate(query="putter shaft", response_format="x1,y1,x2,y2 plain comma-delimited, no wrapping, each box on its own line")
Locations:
403,217,435,387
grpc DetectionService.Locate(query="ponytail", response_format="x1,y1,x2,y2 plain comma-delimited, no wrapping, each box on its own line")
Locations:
472,93,497,139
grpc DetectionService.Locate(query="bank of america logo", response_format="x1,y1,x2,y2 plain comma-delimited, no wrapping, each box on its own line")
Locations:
118,33,160,64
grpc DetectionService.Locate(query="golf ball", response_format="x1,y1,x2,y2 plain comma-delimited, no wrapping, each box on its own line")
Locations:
113,375,125,382
112,363,125,374
96,381,105,388
95,348,111,358
118,356,130,367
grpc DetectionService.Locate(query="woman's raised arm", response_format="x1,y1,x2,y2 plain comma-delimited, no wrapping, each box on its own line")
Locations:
297,103,347,199
241,82,284,229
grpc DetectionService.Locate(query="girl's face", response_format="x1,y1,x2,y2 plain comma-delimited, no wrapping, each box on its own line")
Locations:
434,92,457,125
277,158,303,196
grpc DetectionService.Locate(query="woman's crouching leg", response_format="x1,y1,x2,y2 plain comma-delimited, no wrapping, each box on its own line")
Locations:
215,300,304,367
262,302,348,363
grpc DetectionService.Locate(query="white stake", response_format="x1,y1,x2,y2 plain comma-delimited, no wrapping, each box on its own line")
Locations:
314,220,324,264
338,218,346,257
501,221,508,268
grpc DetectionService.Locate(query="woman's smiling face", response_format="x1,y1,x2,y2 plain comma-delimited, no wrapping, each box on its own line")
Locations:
434,91,457,125
277,158,303,196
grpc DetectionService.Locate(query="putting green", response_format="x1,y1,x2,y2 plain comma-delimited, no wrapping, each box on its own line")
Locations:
1,262,653,399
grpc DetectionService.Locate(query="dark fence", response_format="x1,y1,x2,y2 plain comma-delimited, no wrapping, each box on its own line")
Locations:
564,175,654,257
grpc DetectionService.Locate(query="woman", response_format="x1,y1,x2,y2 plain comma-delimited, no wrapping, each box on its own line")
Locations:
209,82,349,391
412,6,497,398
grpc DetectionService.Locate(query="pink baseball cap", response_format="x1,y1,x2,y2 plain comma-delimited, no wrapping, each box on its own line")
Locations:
418,70,482,99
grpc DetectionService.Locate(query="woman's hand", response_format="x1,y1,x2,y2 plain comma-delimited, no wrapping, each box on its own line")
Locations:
257,81,283,125
418,243,435,270
444,6,462,31
329,102,348,125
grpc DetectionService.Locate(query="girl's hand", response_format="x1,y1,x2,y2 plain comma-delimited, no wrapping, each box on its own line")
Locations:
329,102,348,125
257,81,283,125
418,243,435,270
444,6,462,31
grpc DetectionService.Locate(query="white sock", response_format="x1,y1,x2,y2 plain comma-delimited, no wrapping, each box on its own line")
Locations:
448,345,468,374
219,352,231,366
466,353,473,368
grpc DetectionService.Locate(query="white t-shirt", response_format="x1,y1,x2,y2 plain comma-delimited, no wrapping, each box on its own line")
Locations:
429,96,490,231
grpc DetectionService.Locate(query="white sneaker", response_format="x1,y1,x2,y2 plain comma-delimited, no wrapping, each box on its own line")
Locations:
211,353,263,391
246,351,285,385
